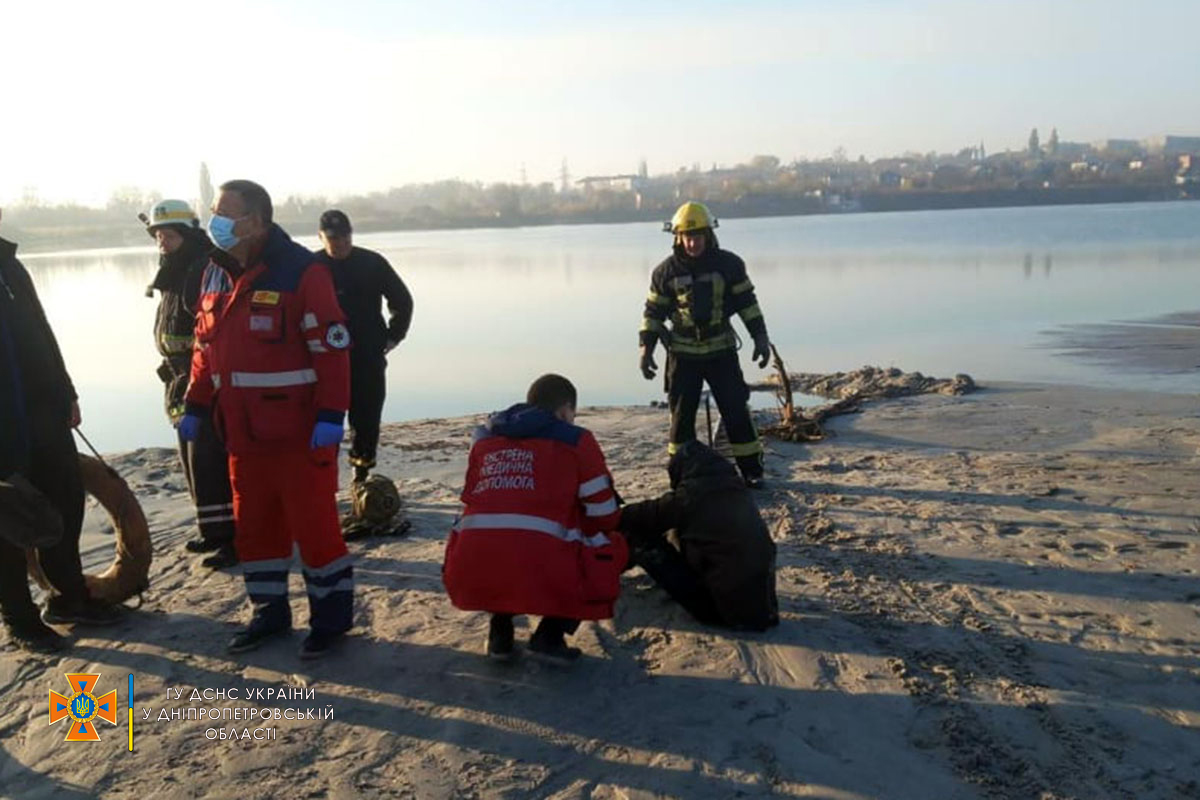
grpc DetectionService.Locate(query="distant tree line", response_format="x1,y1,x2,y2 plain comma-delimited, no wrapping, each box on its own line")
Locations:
6,135,1199,252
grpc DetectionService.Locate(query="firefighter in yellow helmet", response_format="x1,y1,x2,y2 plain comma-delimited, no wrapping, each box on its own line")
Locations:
639,202,771,488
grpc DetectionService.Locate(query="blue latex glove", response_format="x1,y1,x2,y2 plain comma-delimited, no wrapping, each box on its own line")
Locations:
178,413,201,442
310,421,344,449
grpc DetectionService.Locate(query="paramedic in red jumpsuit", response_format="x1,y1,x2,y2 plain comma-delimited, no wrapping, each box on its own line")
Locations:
180,180,353,660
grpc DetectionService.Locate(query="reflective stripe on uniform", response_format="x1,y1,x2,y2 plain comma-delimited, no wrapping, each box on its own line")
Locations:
577,474,610,497
242,557,293,572
668,331,737,355
306,578,354,598
244,581,288,595
738,303,763,322
584,498,618,517
302,312,319,330
454,513,611,548
640,317,667,334
731,279,754,295
230,368,317,388
212,374,222,390
159,334,194,354
302,553,354,577
729,439,763,457
307,340,328,353
646,291,671,307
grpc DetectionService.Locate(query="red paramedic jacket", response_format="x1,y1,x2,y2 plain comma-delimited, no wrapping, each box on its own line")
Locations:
443,403,628,620
185,225,350,455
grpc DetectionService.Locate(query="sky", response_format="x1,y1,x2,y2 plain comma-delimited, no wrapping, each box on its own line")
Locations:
3,0,1200,207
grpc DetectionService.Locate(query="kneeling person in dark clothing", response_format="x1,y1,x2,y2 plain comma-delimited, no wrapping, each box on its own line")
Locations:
618,441,778,631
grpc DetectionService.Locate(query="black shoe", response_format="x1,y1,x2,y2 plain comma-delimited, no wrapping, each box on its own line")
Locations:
528,630,581,665
300,629,345,660
8,619,69,653
185,537,222,554
42,597,122,627
744,475,766,490
227,620,289,654
486,615,515,662
201,543,238,569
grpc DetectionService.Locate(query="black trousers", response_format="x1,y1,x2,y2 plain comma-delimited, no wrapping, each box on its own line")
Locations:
177,415,235,545
666,350,763,479
0,411,87,626
628,535,720,625
490,614,580,638
348,353,387,471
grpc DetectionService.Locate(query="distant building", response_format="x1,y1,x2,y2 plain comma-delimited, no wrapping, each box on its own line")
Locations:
1145,135,1200,156
1092,138,1142,156
878,171,902,188
576,174,639,192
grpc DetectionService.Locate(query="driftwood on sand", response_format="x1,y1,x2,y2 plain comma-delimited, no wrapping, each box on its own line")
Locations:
756,350,976,442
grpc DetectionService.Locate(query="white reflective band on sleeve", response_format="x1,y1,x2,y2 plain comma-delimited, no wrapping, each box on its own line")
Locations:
584,498,618,517
307,340,328,353
196,503,234,513
212,374,222,390
197,514,235,524
454,513,611,547
577,475,610,497
230,369,317,388
302,312,319,330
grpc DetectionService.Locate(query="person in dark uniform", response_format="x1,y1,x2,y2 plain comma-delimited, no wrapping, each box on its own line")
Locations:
618,441,778,631
0,210,120,652
314,210,413,483
144,200,237,569
639,201,772,487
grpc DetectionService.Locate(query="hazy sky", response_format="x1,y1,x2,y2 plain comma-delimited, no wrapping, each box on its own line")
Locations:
4,0,1199,206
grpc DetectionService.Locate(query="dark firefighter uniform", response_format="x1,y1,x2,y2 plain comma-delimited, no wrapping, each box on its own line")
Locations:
314,224,413,482
640,203,769,481
146,206,235,554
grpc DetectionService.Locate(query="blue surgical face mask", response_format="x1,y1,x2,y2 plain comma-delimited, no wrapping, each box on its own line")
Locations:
207,214,244,251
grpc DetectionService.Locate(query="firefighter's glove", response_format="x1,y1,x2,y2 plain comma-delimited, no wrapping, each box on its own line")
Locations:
752,334,771,369
178,413,201,443
311,421,345,449
639,346,658,380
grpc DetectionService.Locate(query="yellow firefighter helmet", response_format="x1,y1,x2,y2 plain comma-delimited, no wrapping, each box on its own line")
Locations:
666,201,718,234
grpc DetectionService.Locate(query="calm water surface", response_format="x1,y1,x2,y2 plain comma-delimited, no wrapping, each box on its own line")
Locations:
18,201,1200,452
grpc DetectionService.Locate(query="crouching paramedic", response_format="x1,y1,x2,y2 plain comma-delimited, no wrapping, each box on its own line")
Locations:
442,374,627,664
639,201,772,488
179,180,353,660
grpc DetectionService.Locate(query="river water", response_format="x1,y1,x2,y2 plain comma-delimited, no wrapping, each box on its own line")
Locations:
17,200,1200,452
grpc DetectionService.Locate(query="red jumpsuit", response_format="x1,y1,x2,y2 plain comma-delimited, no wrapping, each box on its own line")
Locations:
443,403,627,621
186,225,353,634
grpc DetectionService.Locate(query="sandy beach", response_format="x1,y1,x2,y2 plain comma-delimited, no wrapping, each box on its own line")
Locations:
1,381,1198,799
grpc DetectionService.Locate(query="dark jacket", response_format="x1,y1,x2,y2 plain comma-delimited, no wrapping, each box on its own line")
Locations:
0,237,76,477
619,441,778,630
640,245,767,358
314,246,413,356
150,228,213,421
